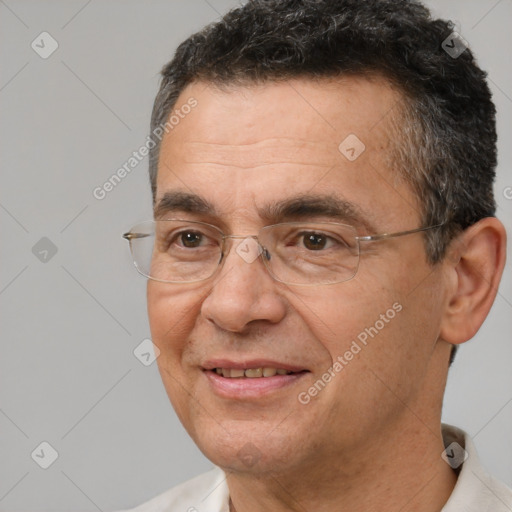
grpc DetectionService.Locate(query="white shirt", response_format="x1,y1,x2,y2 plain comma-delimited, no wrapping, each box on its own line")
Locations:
118,424,512,512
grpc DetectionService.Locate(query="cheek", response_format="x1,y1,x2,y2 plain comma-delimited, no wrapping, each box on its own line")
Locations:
282,283,416,443
146,282,206,392
296,280,401,358
295,277,422,402
147,281,206,426
147,281,206,348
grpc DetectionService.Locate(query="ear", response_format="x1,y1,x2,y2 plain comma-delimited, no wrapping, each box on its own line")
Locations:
440,217,507,345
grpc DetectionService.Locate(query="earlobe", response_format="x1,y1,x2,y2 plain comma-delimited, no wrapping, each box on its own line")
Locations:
440,217,507,345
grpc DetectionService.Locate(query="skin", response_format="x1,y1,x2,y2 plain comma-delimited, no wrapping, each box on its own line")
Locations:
147,77,506,512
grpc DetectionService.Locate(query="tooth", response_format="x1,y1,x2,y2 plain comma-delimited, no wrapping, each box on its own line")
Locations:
244,368,263,378
216,367,291,378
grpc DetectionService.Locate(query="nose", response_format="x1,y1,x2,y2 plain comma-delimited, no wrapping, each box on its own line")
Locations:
200,237,287,333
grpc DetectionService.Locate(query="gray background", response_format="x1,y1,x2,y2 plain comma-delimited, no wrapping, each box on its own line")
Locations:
0,0,511,510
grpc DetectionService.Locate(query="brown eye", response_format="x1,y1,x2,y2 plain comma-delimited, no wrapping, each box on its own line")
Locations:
179,231,203,248
302,233,327,250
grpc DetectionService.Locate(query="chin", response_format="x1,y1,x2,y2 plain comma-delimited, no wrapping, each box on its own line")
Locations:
189,418,304,475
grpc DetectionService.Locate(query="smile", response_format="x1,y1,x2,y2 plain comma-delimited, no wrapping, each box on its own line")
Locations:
213,367,295,378
203,363,309,399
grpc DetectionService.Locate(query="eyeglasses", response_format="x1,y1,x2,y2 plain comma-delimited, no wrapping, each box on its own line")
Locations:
122,219,444,286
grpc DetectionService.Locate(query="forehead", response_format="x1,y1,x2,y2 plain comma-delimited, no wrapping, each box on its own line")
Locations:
156,77,420,229
162,76,398,156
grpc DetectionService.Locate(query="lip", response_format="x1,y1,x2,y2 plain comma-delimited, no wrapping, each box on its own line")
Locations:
202,359,309,400
204,370,308,399
202,359,307,372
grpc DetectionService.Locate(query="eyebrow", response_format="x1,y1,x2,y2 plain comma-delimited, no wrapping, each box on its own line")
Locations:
154,190,377,232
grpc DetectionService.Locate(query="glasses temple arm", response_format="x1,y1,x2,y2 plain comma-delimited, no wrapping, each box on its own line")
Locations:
357,223,445,242
122,232,152,240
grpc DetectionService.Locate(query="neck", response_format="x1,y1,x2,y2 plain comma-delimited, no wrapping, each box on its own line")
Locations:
226,420,457,512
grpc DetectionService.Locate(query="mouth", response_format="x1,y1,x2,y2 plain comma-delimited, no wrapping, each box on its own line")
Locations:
212,367,299,378
202,360,310,399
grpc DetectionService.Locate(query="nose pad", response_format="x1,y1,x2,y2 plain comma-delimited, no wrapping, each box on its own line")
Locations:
217,238,270,271
217,238,265,265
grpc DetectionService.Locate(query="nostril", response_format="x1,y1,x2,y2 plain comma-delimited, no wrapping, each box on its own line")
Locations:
263,248,271,261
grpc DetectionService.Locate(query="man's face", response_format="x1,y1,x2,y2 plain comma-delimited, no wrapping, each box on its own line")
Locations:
148,77,450,474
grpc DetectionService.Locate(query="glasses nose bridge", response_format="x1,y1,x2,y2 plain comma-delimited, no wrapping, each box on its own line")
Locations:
218,233,272,269
222,234,259,240
221,233,261,245
220,233,262,253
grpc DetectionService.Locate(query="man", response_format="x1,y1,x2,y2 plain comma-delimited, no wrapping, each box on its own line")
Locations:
121,0,511,510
